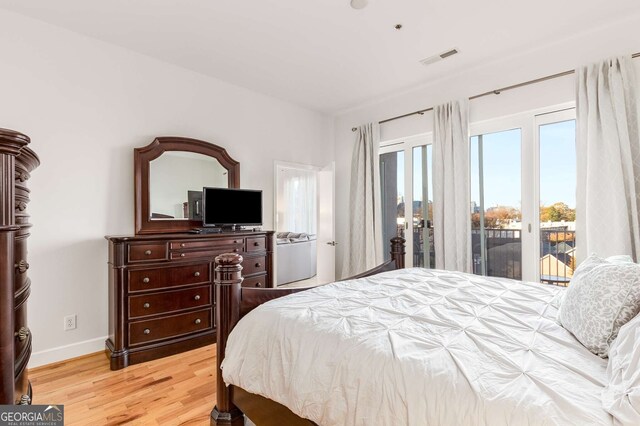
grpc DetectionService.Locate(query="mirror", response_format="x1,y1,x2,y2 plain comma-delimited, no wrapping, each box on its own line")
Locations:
149,152,228,220
134,136,240,234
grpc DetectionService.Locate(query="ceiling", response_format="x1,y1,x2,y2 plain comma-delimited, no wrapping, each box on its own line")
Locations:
0,0,638,113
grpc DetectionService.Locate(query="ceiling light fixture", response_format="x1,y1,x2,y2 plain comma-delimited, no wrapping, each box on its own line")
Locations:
350,0,368,10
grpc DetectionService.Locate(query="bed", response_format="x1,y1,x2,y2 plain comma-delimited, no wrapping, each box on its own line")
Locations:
210,238,615,426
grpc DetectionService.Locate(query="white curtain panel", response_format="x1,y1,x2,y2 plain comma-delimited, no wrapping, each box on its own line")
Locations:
342,123,382,277
576,55,640,262
433,99,472,272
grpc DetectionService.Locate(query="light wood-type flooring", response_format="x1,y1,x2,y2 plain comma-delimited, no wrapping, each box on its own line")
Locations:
29,345,216,425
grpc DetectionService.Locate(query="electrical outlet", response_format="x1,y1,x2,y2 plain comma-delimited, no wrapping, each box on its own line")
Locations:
64,314,77,331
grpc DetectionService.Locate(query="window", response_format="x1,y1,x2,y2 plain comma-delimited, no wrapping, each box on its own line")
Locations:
470,105,576,284
412,145,435,268
380,135,435,267
537,113,576,286
470,129,522,279
378,104,575,282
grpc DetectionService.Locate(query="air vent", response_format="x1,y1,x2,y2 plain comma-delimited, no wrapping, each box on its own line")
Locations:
419,48,460,67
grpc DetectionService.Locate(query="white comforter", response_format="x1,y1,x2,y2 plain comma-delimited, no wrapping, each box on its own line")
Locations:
221,268,612,426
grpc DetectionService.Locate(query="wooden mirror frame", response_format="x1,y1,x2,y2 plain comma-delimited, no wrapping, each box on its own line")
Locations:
134,136,240,234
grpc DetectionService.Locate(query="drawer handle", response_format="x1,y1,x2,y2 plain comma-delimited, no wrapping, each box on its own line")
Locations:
144,250,152,255
256,282,262,288
194,271,201,277
18,395,31,405
180,243,186,247
143,277,150,283
180,253,186,257
144,328,151,335
15,260,29,274
194,295,201,301
254,241,260,246
233,249,239,253
16,171,29,182
255,262,262,268
194,318,202,325
143,303,150,309
15,327,30,342
234,240,239,244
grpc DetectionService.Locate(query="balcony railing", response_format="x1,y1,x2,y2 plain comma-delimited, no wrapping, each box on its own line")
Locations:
472,229,522,280
540,228,575,286
410,225,575,286
468,227,575,286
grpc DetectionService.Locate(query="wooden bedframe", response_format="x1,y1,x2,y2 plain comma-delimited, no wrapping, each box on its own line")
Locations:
210,237,406,426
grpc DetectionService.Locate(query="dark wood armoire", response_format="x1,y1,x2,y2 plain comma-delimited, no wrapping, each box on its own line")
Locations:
0,128,39,405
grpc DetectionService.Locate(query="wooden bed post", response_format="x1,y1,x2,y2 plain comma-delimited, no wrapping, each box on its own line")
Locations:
211,253,245,426
390,236,406,270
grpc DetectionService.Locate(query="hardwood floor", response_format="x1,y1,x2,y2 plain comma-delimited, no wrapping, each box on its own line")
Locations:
29,345,217,425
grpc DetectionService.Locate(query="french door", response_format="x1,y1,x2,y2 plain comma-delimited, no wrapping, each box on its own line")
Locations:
380,105,576,281
380,134,435,268
470,106,576,283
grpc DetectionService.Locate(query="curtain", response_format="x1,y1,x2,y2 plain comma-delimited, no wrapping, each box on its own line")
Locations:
277,167,317,234
342,123,382,277
433,99,472,272
576,55,640,262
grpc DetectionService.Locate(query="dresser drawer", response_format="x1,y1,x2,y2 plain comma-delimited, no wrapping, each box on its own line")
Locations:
129,263,209,292
129,285,211,319
13,302,30,365
128,243,168,262
242,274,267,288
246,236,266,252
170,247,240,260
170,238,243,250
242,256,266,276
129,308,212,346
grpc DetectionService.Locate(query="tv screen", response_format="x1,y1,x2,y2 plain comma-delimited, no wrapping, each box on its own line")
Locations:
202,187,262,227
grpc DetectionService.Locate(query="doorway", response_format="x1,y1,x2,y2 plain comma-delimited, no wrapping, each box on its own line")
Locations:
274,161,335,286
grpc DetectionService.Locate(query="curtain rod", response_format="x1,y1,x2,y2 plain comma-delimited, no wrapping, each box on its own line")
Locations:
351,51,640,132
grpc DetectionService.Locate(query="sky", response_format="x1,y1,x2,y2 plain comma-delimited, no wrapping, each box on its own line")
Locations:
469,119,576,210
395,119,576,215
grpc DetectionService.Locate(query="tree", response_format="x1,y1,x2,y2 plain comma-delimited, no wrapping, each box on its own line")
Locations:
540,202,575,222
472,206,521,229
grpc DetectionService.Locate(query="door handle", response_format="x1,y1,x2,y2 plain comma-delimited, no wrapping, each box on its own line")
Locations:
326,241,337,246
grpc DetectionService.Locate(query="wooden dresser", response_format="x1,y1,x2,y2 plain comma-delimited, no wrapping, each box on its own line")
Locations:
105,230,274,370
0,129,39,405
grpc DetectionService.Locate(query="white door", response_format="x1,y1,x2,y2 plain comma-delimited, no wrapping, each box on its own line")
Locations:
379,134,434,268
469,106,576,283
316,162,336,283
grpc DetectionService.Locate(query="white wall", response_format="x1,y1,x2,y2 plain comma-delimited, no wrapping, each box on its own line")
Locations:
0,10,334,367
333,14,640,277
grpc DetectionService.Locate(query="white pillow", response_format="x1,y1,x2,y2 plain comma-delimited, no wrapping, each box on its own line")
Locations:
602,313,640,424
607,255,635,264
558,255,640,358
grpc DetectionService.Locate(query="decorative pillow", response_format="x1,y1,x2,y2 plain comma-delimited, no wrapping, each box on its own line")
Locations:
602,313,640,424
558,255,640,358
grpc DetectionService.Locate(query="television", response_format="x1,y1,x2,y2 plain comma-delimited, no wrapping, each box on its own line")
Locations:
202,187,262,227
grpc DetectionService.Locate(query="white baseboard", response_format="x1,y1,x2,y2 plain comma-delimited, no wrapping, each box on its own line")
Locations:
28,336,107,368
